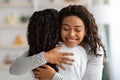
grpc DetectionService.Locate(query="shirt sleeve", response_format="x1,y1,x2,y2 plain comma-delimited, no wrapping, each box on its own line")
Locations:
9,51,47,75
52,73,69,80
82,47,104,80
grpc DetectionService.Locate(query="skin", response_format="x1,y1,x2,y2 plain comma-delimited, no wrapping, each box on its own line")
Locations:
34,65,55,80
61,16,86,47
33,15,86,80
44,46,75,70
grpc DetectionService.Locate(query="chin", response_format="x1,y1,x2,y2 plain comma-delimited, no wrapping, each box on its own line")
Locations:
66,44,77,47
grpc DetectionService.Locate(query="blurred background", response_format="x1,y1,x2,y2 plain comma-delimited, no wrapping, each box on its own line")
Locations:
0,0,120,80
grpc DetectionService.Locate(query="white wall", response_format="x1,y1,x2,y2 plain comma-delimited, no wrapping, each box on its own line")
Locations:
109,0,120,80
88,0,120,79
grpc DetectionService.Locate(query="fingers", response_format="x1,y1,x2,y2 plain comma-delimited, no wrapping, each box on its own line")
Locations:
58,52,74,60
61,52,74,56
33,70,41,78
35,67,42,71
56,62,65,70
40,64,49,68
62,61,73,65
33,65,49,78
58,57,74,64
58,53,74,64
56,57,74,70
62,56,74,62
33,70,40,75
58,64,65,70
55,53,74,69
35,74,41,79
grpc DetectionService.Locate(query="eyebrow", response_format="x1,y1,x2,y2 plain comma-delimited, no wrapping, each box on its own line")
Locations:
62,24,70,27
62,23,84,28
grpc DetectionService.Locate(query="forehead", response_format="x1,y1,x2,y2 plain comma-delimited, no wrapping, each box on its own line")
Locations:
62,16,85,28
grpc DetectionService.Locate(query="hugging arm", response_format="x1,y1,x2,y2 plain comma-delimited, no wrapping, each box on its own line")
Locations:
82,48,104,80
33,65,69,80
9,46,74,75
9,51,47,75
52,73,69,80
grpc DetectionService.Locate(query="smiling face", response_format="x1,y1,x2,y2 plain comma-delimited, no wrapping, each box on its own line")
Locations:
61,16,86,47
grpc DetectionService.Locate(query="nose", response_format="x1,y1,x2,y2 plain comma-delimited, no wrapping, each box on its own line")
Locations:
69,30,75,37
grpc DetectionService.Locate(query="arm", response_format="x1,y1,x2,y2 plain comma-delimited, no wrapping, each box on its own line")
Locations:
52,73,68,80
82,47,104,80
33,65,69,80
9,46,74,75
9,51,47,75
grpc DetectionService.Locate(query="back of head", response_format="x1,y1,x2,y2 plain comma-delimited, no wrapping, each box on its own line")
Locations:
27,9,59,56
27,9,59,72
59,5,106,57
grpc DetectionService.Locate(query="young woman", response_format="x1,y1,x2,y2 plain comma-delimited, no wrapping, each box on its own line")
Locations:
33,5,106,80
9,8,87,80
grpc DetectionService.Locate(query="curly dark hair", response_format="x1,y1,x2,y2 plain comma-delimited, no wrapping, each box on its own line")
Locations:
59,5,106,57
27,9,60,71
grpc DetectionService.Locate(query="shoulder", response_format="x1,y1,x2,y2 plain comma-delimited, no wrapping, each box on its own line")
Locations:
97,46,104,55
87,47,104,62
77,45,87,54
18,50,29,57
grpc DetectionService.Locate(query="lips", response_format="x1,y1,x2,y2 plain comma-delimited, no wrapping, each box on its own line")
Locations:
66,38,78,43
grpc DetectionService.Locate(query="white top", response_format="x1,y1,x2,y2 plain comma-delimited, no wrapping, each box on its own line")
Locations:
9,44,104,80
57,43,87,80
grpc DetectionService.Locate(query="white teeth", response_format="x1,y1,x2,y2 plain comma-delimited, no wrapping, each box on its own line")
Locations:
67,39,76,42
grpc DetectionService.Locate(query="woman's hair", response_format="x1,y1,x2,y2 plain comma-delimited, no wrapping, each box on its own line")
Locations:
27,9,60,71
59,5,106,57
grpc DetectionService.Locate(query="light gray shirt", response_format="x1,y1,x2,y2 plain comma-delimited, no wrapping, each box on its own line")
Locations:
10,45,104,80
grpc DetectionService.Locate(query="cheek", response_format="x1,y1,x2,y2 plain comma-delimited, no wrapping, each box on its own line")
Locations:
78,32,86,39
61,29,67,37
